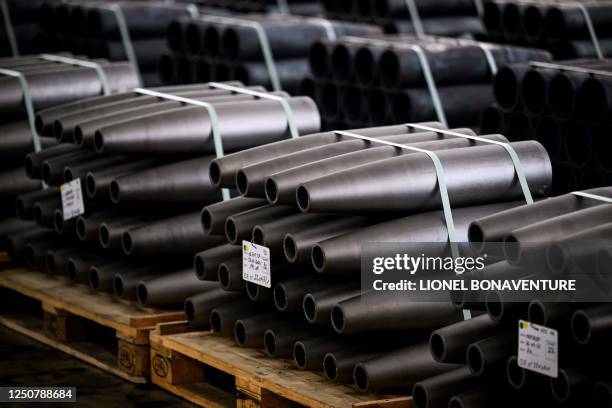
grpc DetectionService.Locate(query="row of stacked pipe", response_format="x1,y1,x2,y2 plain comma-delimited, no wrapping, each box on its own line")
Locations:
302,34,551,130
170,118,558,402
480,58,612,195
0,0,55,57
0,73,321,309
38,0,214,86
321,0,485,37
482,0,612,59
0,54,140,220
190,0,323,15
160,12,381,93
443,188,612,407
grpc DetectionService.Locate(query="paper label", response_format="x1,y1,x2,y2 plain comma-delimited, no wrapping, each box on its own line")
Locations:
242,241,271,288
60,179,85,221
518,320,558,378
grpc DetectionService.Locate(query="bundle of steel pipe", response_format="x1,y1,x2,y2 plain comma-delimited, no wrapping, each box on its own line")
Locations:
160,13,381,93
305,34,551,130
38,0,219,86
481,59,612,194
482,0,612,60
321,0,483,37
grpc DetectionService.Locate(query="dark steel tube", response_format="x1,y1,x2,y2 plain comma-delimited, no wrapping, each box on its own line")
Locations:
137,269,218,308
0,121,57,158
85,159,158,200
303,284,361,325
0,218,35,250
25,144,81,179
324,348,382,383
201,197,268,235
195,244,241,281
99,215,151,250
63,156,128,184
6,228,55,261
218,257,245,293
245,281,273,303
66,253,108,283
42,150,99,186
412,367,479,408
110,157,222,204
185,289,243,328
466,332,515,376
429,314,504,364
234,312,285,348
0,167,42,197
123,212,226,257
571,304,612,345
485,290,528,323
297,142,551,214
16,188,59,220
273,275,334,313
313,202,522,274
550,366,594,403
225,205,296,245
264,324,315,358
332,293,463,334
354,343,461,393
210,299,260,336
113,268,167,300
33,200,60,228
594,381,612,408
293,335,347,371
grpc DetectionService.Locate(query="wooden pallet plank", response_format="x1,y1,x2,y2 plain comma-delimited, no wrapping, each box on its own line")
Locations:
150,328,411,408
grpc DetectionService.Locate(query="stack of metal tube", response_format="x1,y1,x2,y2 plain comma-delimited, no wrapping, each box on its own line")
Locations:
303,34,551,130
179,121,555,395
0,0,58,57
482,0,612,59
481,59,612,195
188,0,323,16
0,54,139,222
160,13,381,92
38,0,210,86
1,81,322,310
322,0,485,37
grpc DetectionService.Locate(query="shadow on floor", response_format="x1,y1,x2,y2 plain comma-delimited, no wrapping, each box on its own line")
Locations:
0,326,196,407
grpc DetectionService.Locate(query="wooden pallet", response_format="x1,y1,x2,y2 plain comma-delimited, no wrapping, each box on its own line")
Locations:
150,322,414,408
0,267,184,384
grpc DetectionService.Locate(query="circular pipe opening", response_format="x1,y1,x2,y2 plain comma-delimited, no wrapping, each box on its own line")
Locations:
264,331,277,357
265,178,279,203
201,210,213,233
204,26,220,57
53,210,64,233
294,342,307,369
46,253,56,273
355,48,374,84
15,198,26,219
449,398,463,408
63,168,73,183
137,283,148,305
551,370,570,402
331,305,345,333
522,70,547,114
34,115,45,134
42,163,52,185
429,333,446,361
109,181,121,203
507,357,525,389
122,232,133,255
218,264,231,289
236,171,249,195
503,235,521,264
494,67,519,110
412,385,427,408
323,354,337,380
354,364,368,392
66,260,76,281
76,218,87,240
53,121,64,140
368,89,388,124
185,23,201,53
99,225,110,247
74,127,84,145
528,301,546,325
89,268,100,289
483,2,502,31
184,299,195,321
296,186,310,212
93,131,104,152
210,311,222,333
467,345,484,375
225,219,237,243
167,21,183,51
546,243,566,274
303,294,317,322
85,174,97,197
524,5,544,40
234,321,246,346
379,50,399,87
245,281,259,300
502,3,521,37
209,162,221,186
544,7,566,41
273,285,288,311
252,228,264,246
594,383,612,408
331,44,351,80
222,28,239,60
114,276,124,297
194,255,205,279
571,311,591,345
549,74,575,119
535,117,562,160
308,42,329,78
467,224,485,248
485,291,503,321
283,235,297,263
311,245,326,272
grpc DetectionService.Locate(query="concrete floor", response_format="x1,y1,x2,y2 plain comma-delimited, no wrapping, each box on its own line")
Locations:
0,326,194,407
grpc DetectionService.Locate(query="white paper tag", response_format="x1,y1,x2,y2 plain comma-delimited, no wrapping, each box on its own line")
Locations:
518,320,558,378
60,179,85,221
242,241,271,288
